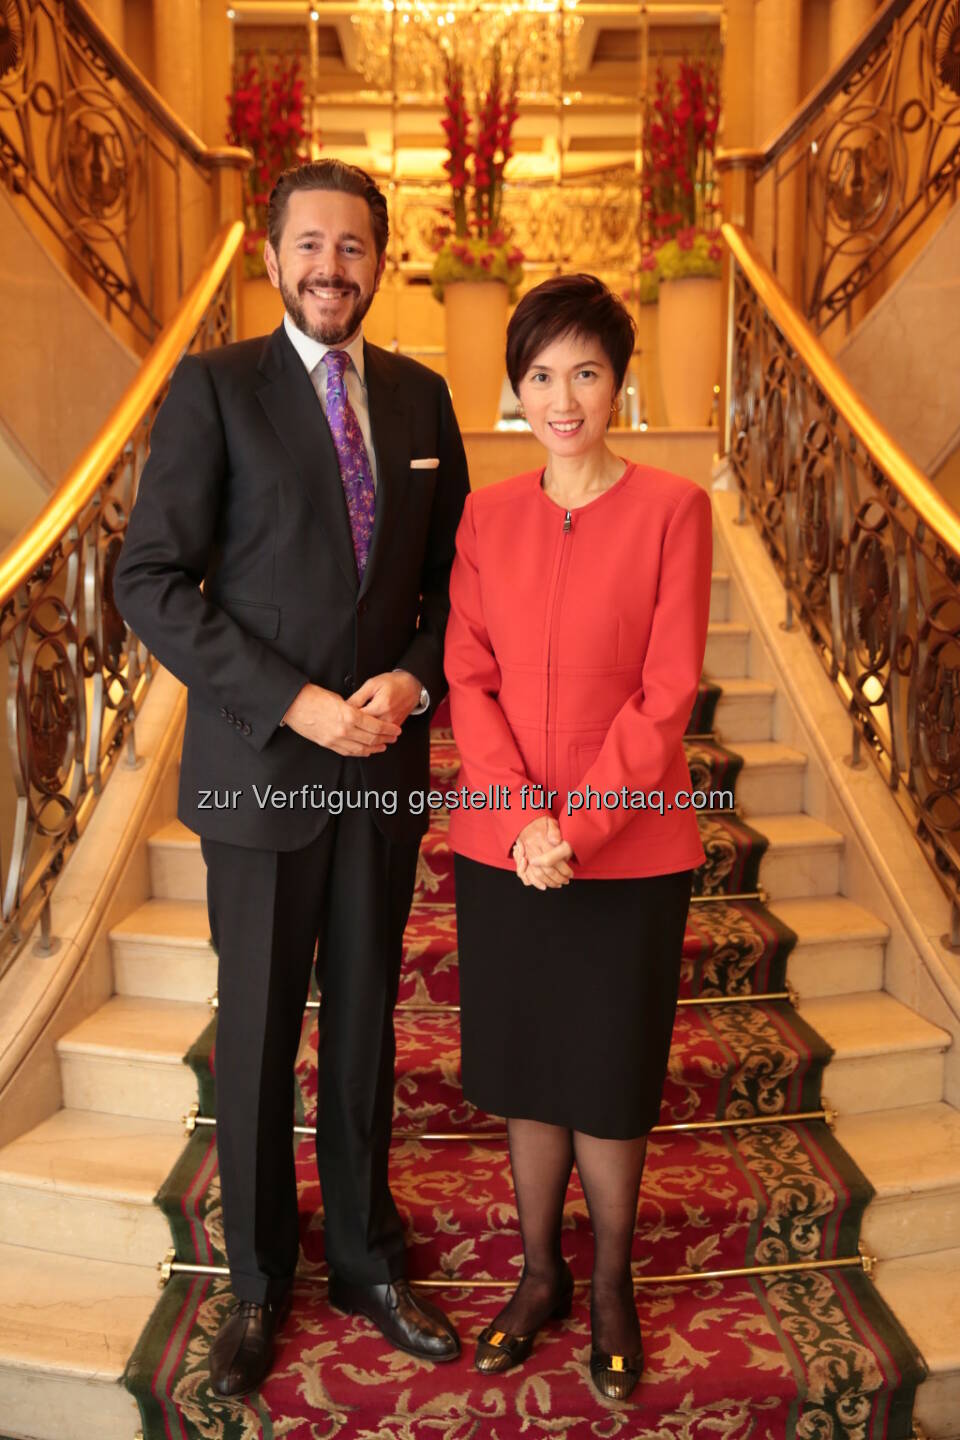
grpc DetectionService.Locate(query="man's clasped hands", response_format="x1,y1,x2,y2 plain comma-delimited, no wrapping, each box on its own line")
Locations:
282,671,575,891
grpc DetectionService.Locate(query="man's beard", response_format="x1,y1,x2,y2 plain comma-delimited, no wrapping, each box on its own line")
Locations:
278,265,375,346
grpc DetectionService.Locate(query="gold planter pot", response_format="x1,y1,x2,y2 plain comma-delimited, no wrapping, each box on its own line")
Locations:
657,274,723,428
442,279,510,431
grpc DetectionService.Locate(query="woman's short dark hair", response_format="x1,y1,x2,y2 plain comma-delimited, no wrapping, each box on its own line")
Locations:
506,273,636,393
267,159,389,259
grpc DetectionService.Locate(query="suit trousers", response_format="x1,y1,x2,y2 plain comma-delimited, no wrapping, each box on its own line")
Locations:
200,764,422,1305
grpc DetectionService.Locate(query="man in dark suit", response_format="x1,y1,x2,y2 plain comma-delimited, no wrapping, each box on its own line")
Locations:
113,159,470,1395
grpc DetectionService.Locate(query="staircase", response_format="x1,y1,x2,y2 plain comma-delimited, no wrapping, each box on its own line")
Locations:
0,499,956,1438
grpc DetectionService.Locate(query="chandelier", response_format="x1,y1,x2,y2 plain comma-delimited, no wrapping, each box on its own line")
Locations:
348,0,583,99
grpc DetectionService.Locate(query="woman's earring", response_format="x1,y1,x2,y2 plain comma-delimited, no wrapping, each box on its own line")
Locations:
515,401,526,420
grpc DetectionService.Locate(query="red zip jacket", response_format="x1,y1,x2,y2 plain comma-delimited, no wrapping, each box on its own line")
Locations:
442,460,714,878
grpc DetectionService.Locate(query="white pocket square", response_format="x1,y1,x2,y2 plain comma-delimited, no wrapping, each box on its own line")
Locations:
410,457,440,469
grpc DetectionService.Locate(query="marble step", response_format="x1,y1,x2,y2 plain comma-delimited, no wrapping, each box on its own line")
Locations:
710,570,729,622
0,1243,156,1440
56,995,208,1120
835,1102,960,1259
802,991,951,1114
111,898,215,1003
727,740,807,814
873,1245,960,1438
752,812,844,899
148,821,206,902
712,676,777,743
150,809,845,907
772,895,888,998
704,619,750,678
752,813,846,898
113,891,887,1017
0,1110,183,1267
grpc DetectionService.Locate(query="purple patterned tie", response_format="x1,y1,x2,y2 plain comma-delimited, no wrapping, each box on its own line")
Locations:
323,349,376,579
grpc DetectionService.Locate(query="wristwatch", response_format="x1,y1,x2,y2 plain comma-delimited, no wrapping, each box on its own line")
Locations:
418,684,429,710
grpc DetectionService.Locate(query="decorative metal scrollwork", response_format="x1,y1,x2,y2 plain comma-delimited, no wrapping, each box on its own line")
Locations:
0,0,25,83
0,268,235,970
0,0,220,339
932,0,960,97
728,253,960,918
762,0,960,332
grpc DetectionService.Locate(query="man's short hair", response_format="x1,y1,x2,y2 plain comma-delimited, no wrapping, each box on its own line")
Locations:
267,159,389,258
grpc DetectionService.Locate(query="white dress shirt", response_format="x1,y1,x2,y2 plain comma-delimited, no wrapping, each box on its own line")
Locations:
281,311,429,716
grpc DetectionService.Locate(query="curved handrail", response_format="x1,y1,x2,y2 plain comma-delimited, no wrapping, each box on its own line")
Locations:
721,216,960,939
0,218,243,967
722,221,960,560
755,0,912,174
63,0,250,171
0,221,245,607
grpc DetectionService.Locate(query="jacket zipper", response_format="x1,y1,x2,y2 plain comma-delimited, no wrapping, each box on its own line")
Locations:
543,509,573,798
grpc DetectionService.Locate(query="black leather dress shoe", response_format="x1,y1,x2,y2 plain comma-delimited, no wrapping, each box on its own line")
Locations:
208,1291,292,1397
327,1275,460,1361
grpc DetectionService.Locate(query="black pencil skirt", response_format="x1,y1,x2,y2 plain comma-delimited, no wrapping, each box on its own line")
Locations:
454,854,695,1139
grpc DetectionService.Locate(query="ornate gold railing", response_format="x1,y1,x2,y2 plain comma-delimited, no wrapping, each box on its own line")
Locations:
714,0,960,943
717,213,960,944
0,0,249,340
730,0,960,334
0,220,243,975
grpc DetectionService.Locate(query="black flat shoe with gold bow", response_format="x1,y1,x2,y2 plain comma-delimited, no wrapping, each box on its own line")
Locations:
588,1332,645,1401
474,1261,575,1374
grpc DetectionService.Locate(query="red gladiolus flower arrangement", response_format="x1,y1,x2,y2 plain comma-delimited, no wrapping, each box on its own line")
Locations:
641,50,723,288
227,51,312,277
430,49,524,303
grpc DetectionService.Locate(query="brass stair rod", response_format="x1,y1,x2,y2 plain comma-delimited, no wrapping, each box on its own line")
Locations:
158,1249,873,1287
208,982,791,1012
185,1105,833,1139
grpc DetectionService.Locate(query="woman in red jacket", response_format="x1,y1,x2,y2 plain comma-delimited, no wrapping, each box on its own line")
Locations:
443,274,714,1400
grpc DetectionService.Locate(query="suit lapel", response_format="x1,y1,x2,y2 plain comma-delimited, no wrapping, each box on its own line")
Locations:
256,325,359,595
359,340,409,602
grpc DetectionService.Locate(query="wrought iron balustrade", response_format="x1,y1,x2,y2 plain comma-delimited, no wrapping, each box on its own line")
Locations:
720,218,960,945
0,220,243,977
0,0,248,340
741,0,959,334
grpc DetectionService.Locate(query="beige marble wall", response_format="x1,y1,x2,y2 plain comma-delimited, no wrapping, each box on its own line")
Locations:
835,200,960,483
86,0,125,45
828,0,877,61
753,0,802,292
721,0,755,150
0,186,137,488
199,0,233,149
151,0,213,319
0,422,50,544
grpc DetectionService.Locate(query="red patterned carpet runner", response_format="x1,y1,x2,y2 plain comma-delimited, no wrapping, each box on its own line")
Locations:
124,686,927,1439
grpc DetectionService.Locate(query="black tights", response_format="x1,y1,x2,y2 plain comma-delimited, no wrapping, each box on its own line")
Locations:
491,1117,647,1355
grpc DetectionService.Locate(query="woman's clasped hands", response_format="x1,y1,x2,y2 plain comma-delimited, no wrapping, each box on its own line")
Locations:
511,816,575,890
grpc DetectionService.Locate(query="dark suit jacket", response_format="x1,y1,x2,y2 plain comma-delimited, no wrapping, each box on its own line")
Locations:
112,321,470,849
